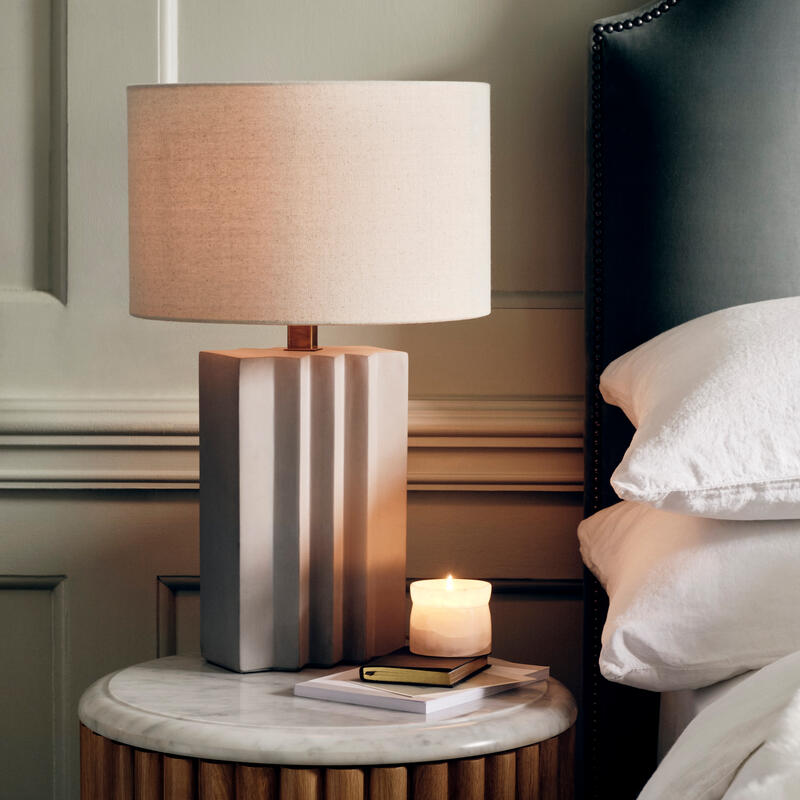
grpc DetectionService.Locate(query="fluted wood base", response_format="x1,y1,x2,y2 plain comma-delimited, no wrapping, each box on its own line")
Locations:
80,724,575,800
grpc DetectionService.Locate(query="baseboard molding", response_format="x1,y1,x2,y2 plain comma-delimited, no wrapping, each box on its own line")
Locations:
0,397,583,490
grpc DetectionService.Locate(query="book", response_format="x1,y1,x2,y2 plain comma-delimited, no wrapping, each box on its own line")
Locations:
293,659,549,714
359,648,489,687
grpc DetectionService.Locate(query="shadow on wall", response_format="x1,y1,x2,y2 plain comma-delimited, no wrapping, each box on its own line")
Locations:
419,0,640,297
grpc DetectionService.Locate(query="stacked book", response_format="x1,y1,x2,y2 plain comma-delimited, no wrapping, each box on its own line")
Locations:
294,650,549,714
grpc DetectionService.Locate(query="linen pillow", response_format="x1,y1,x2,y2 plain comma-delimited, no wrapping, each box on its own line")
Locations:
578,501,800,691
601,296,800,519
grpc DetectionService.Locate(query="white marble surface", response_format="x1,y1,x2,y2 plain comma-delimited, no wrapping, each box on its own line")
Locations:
78,656,576,765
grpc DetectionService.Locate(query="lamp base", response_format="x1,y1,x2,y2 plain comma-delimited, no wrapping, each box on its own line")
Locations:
199,345,408,672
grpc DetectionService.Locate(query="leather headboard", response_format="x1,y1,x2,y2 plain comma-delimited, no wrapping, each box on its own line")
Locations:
584,0,800,796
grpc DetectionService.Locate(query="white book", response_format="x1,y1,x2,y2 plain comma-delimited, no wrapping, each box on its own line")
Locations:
293,659,549,714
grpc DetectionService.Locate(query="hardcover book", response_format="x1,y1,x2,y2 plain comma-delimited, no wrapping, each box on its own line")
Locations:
359,648,488,687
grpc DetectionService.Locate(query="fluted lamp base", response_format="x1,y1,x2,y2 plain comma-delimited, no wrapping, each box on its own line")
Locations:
199,344,408,672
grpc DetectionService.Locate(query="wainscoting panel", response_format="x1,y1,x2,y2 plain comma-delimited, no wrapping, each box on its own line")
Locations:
491,589,583,700
0,469,586,796
0,397,585,797
157,576,201,658
0,491,200,800
408,491,584,580
0,0,67,301
0,576,67,800
0,414,583,800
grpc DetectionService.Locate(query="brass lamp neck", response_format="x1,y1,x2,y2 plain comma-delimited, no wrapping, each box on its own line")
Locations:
286,325,320,351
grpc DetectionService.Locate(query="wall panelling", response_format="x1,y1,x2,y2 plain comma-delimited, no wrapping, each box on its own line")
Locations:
0,0,641,796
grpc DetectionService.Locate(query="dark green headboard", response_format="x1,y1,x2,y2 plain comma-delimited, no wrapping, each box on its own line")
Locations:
584,0,800,796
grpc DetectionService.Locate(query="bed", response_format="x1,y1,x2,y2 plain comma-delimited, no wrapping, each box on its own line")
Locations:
657,672,755,761
582,0,800,796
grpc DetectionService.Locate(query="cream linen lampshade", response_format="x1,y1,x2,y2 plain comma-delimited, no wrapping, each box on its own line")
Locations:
128,82,490,325
127,81,491,674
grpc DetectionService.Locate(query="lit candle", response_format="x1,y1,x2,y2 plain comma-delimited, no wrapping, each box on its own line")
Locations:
409,575,492,657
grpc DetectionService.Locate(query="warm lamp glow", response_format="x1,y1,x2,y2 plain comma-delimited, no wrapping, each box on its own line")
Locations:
127,82,490,326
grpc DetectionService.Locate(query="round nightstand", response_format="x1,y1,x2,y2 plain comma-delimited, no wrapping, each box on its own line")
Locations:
79,656,576,799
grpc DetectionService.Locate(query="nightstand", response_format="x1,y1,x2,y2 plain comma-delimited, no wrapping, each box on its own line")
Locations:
79,656,576,799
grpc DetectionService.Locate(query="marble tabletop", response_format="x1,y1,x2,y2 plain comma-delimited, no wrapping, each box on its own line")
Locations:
79,656,576,766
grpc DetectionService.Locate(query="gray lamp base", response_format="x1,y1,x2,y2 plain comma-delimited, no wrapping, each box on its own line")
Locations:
199,346,408,672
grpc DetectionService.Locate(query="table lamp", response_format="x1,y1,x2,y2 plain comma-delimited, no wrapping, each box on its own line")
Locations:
127,82,490,672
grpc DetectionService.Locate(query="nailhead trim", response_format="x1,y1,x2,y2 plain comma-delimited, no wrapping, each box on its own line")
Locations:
586,2,682,799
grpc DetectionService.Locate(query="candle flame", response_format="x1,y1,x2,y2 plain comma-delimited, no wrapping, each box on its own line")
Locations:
445,574,454,591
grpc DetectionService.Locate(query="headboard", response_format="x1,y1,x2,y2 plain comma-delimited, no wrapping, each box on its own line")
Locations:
583,0,800,796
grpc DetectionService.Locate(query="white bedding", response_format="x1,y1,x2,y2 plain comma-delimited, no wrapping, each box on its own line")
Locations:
658,672,754,762
641,649,800,799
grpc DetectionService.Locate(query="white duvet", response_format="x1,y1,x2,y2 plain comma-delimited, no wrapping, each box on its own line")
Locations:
640,649,800,799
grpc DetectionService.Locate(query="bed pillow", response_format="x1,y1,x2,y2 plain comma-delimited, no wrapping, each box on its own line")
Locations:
579,501,800,691
601,296,800,519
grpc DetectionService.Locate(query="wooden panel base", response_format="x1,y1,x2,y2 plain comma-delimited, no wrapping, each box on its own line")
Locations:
80,723,575,799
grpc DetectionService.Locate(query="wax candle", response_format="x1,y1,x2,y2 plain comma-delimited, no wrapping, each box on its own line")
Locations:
409,575,492,657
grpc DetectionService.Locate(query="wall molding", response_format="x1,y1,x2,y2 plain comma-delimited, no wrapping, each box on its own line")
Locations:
0,397,199,435
158,0,179,83
156,576,582,598
0,396,583,436
48,0,68,303
0,397,583,490
408,577,583,598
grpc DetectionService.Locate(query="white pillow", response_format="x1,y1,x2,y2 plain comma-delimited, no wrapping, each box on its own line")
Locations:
579,501,800,691
601,296,800,519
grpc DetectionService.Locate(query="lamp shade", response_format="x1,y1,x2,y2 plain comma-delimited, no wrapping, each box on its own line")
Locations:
127,82,490,325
